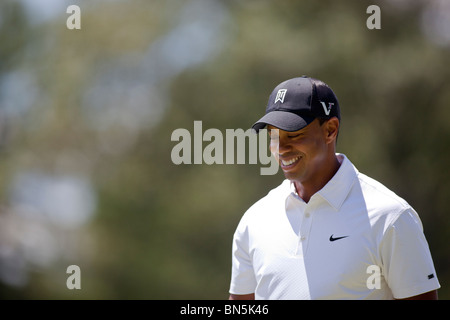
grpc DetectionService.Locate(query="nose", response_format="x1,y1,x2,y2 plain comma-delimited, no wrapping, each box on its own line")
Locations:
270,132,292,155
279,135,293,153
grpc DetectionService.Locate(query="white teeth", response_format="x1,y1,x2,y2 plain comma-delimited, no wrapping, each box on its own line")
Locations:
281,157,299,166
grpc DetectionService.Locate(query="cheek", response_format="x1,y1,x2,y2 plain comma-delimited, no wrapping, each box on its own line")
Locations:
306,138,328,163
292,137,322,158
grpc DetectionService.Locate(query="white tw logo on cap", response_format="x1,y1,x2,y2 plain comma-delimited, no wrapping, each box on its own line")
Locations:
275,89,287,103
320,101,334,116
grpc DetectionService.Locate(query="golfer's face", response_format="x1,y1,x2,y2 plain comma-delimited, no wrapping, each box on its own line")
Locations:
268,119,328,183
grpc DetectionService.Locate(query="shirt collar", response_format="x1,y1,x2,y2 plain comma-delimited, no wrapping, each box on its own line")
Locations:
316,153,358,210
286,153,358,211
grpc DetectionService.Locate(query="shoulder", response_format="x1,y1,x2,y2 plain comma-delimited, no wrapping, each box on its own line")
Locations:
236,180,290,229
355,170,415,228
249,179,290,212
358,172,409,208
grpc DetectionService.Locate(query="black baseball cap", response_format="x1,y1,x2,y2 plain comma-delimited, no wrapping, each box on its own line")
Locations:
252,76,340,132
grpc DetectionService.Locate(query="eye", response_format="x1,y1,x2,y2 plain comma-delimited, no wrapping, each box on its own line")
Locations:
288,133,303,138
269,133,279,140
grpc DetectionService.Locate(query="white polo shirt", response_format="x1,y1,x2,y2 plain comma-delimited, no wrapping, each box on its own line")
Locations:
229,154,440,299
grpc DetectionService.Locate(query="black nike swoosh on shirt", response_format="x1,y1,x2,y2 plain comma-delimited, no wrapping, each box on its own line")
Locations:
329,234,349,242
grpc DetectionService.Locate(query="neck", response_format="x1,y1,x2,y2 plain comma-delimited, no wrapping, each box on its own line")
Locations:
294,154,341,203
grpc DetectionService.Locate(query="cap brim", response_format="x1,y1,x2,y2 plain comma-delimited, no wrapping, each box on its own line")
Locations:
251,111,315,133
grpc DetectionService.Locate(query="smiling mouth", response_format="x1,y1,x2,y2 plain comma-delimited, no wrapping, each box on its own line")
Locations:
280,156,301,168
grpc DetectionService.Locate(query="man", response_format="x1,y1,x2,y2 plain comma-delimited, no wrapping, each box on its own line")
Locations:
229,76,440,300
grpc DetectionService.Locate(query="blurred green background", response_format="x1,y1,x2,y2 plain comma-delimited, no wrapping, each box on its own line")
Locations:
0,0,449,299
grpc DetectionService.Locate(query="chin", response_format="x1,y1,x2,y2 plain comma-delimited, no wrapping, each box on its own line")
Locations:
283,171,301,181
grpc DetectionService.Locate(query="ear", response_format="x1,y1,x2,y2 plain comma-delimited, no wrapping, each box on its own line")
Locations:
324,117,339,144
